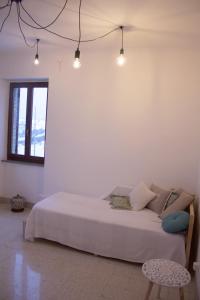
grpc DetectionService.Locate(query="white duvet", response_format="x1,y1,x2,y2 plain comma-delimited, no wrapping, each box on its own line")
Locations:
25,192,186,265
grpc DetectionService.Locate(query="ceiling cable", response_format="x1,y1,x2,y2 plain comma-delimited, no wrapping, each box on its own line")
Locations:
19,0,69,30
0,3,12,32
0,0,127,68
34,38,40,64
17,4,37,48
121,26,124,49
0,1,10,10
77,0,82,48
73,0,82,69
116,26,126,66
19,2,119,44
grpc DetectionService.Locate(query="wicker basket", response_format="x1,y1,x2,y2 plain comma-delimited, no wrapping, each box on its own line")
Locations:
10,194,25,212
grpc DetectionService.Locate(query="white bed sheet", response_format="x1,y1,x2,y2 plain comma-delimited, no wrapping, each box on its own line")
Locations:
25,192,186,265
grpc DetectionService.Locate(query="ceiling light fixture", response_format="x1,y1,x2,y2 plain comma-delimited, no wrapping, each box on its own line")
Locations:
117,26,126,66
0,0,126,67
73,0,82,69
34,38,40,65
73,48,81,69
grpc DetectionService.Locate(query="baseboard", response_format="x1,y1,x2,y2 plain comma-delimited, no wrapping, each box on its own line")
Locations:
0,197,9,204
25,202,34,209
0,197,34,208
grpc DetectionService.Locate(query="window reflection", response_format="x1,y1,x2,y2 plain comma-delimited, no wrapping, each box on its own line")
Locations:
13,253,40,300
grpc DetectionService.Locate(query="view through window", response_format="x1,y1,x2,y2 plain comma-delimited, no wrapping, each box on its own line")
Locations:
8,82,48,164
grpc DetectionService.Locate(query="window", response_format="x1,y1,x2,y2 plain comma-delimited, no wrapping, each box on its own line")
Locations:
7,82,48,164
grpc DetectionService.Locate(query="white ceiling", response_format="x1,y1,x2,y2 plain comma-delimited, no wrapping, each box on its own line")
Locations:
0,0,200,50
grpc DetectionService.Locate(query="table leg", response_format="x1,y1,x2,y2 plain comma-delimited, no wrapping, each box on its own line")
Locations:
157,285,161,299
179,287,184,300
144,281,153,300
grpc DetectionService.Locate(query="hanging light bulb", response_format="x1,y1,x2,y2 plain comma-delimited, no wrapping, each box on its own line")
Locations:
34,39,40,65
117,48,126,66
73,48,81,69
73,0,82,69
116,26,126,66
34,54,39,65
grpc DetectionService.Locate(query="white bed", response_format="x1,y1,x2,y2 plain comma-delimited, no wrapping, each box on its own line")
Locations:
25,192,186,265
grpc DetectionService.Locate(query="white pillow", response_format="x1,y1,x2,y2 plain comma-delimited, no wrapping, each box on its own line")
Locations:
111,185,133,197
129,182,156,211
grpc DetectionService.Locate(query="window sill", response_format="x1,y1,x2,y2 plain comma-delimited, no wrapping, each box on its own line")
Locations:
1,159,44,167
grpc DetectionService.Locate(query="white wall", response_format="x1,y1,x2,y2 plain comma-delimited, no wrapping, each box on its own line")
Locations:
0,79,9,197
0,75,44,202
0,46,200,295
0,47,200,203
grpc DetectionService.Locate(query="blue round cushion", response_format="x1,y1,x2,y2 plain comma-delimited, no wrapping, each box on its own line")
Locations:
162,211,189,233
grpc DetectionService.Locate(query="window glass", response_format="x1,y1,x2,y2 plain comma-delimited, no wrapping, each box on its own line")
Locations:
11,87,27,155
30,87,48,157
8,82,48,164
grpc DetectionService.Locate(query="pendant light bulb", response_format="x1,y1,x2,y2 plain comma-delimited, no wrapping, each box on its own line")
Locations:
34,54,39,65
73,48,81,69
116,26,126,66
34,39,40,66
117,48,126,66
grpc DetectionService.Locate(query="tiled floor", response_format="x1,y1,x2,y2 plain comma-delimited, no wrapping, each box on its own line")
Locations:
0,203,196,300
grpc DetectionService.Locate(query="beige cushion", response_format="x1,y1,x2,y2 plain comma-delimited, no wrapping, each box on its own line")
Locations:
160,191,194,219
163,188,183,210
110,196,132,210
147,184,171,214
104,186,133,201
129,182,156,211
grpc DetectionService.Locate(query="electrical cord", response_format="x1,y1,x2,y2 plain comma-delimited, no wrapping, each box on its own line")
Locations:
121,26,124,49
0,0,10,9
0,2,12,32
19,9,78,42
0,0,121,48
16,4,36,48
20,0,69,30
19,5,119,44
77,0,82,49
80,27,119,43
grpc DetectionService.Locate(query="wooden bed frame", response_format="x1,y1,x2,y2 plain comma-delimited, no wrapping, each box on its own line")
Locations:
185,200,195,268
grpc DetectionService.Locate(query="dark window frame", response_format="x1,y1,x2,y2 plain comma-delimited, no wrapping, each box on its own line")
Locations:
7,82,48,164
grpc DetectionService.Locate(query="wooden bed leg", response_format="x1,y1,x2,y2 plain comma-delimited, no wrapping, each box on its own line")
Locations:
179,287,184,300
185,201,195,268
157,285,161,299
144,281,153,300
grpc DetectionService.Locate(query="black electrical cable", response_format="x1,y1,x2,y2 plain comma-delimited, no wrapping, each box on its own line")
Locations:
77,0,82,49
20,0,69,30
19,3,78,42
0,0,120,47
19,5,119,44
16,4,36,48
20,1,118,43
0,0,10,9
0,2,12,32
81,27,118,42
36,38,39,55
0,4,9,9
121,26,124,49
19,12,77,42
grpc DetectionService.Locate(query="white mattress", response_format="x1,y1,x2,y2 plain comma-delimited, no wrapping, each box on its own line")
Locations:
25,192,186,265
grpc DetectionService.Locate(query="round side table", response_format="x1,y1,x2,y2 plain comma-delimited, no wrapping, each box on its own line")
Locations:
142,259,191,300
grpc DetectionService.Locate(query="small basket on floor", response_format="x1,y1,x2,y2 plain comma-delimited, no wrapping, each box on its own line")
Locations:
10,194,25,212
